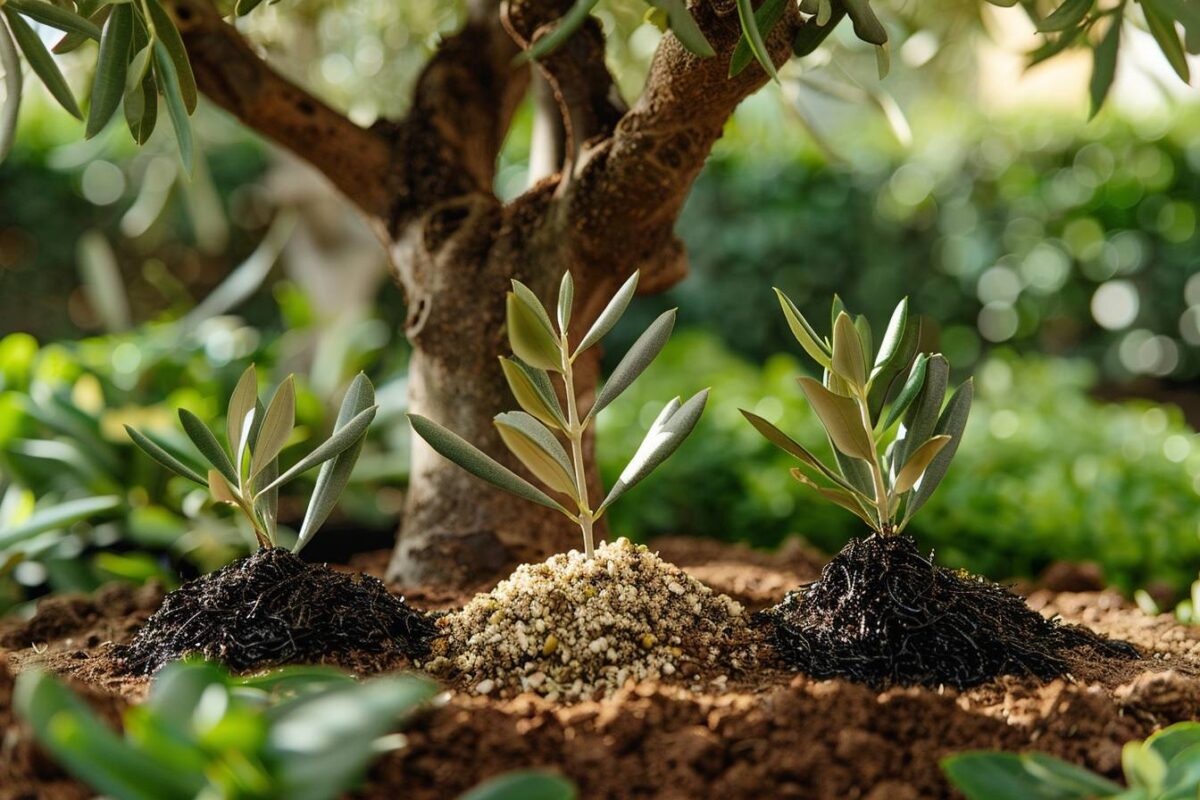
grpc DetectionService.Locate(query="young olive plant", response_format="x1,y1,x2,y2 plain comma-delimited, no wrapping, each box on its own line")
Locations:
742,293,973,535
409,271,708,559
125,367,378,552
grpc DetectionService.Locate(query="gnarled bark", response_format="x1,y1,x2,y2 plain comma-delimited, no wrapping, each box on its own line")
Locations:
170,0,804,586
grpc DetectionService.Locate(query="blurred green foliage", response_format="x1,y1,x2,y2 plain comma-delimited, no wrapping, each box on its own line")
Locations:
15,658,576,800
615,111,1200,384
0,298,410,612
599,330,1200,594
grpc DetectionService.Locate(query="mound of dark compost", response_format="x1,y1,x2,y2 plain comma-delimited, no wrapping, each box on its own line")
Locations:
116,547,436,675
762,533,1138,689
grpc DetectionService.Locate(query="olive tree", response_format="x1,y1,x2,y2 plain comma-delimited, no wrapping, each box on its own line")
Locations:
0,0,1193,585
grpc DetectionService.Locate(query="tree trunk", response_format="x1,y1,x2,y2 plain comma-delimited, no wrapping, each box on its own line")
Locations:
171,0,804,588
383,191,609,585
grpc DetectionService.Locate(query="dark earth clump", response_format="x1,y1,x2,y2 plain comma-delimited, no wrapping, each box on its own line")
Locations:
762,534,1139,689
115,547,436,675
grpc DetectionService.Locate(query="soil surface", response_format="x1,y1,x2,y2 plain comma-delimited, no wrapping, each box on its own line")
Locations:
2,536,1199,799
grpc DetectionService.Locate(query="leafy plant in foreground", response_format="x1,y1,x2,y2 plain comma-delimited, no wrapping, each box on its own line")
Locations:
126,366,377,552
742,293,972,535
943,721,1200,800
15,660,576,800
409,271,708,558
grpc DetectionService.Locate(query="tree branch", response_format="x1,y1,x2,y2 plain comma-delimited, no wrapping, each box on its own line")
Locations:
503,0,626,182
385,0,531,232
168,0,393,216
566,0,802,288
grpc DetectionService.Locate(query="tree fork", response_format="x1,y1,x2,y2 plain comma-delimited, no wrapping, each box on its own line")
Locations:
169,0,803,586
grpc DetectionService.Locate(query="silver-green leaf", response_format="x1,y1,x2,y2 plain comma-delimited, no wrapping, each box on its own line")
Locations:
601,389,708,510
250,377,296,480
797,376,874,461
575,271,638,356
507,292,562,372
178,409,239,486
908,378,973,515
408,414,570,513
588,308,675,419
295,374,376,553
125,425,207,486
494,411,578,499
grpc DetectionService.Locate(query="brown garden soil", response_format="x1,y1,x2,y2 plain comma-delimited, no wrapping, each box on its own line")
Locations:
2,536,1200,799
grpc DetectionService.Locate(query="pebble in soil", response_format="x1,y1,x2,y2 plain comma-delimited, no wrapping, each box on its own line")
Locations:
763,533,1140,689
423,538,752,701
116,547,437,675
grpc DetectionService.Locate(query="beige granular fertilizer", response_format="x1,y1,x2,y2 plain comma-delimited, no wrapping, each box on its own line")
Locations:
423,538,753,701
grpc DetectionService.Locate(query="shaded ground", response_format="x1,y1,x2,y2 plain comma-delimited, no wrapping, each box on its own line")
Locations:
2,537,1199,799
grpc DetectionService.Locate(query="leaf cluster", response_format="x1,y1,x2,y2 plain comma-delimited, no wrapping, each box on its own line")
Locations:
743,293,972,535
1004,0,1198,118
127,366,377,552
943,720,1200,800
0,0,197,168
410,270,707,556
14,660,577,800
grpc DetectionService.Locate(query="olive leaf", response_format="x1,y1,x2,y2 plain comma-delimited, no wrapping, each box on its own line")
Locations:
797,376,874,460
408,413,570,514
124,425,206,486
6,0,101,39
179,409,239,486
843,0,887,45
494,411,579,500
892,435,950,494
588,308,676,419
500,357,566,429
644,0,715,58
774,288,831,368
507,291,562,372
259,406,378,495
907,378,973,515
511,280,557,339
734,0,778,80
790,469,876,527
208,469,239,506
1144,0,1190,82
1037,0,1093,32
3,8,82,119
227,365,258,465
1089,15,1121,119
831,311,867,390
881,353,928,431
295,373,376,553
739,409,860,494
793,4,846,56
601,389,708,510
251,376,295,480
86,4,132,138
575,271,638,355
893,354,948,467
730,0,788,77
0,17,20,165
145,0,197,113
557,271,574,334
153,39,194,173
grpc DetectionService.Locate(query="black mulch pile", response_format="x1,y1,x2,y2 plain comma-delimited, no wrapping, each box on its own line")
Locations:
761,533,1139,689
116,547,437,675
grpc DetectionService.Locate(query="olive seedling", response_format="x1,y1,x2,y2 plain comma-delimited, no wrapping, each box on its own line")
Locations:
742,293,972,535
126,368,377,552
410,271,708,558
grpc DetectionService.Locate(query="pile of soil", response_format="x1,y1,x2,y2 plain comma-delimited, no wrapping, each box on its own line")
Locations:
423,538,752,701
114,547,436,674
3,537,1200,799
763,534,1139,689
